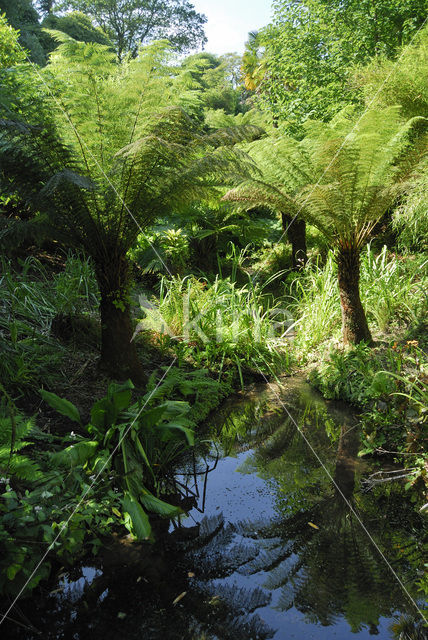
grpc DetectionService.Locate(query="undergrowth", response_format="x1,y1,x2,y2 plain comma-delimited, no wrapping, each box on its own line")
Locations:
310,341,427,504
0,254,99,393
0,364,228,597
288,246,427,358
138,271,291,385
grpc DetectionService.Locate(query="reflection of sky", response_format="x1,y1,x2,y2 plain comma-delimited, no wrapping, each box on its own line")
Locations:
182,448,405,639
190,449,277,522
192,0,273,55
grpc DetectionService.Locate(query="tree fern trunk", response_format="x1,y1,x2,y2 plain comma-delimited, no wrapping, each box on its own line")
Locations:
337,245,372,345
334,423,359,500
96,256,146,385
282,213,307,270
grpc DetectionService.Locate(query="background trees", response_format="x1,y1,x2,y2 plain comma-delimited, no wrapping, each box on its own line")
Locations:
52,0,207,59
257,0,428,130
41,10,114,53
0,0,47,63
0,14,27,67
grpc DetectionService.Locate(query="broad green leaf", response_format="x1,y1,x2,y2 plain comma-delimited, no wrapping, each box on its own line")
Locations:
7,563,21,580
108,380,134,412
140,490,183,518
40,390,81,425
51,440,98,467
159,422,194,446
132,433,152,471
90,397,118,430
121,493,151,540
138,406,167,429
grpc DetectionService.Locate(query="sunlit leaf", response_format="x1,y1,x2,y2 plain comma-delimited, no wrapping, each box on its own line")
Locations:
122,493,152,540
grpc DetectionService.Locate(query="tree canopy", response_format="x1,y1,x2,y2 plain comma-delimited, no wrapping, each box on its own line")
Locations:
257,0,428,130
53,0,207,59
0,0,46,64
0,13,27,67
41,10,114,53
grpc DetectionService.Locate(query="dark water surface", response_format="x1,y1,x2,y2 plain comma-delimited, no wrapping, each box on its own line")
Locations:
3,377,427,639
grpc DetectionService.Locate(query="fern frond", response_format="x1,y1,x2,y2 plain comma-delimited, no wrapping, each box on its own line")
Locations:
224,106,427,249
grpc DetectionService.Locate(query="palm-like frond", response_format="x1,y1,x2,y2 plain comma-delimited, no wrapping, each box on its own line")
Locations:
224,107,428,249
0,37,260,261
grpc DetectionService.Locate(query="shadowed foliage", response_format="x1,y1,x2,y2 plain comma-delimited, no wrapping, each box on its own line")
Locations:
0,34,260,382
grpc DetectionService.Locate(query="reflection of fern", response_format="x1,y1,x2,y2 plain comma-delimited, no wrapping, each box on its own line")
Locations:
189,523,259,579
173,514,275,639
0,412,42,482
200,583,271,614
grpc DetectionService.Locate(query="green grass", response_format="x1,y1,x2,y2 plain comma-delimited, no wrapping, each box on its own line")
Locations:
139,271,291,384
287,246,428,358
0,254,99,393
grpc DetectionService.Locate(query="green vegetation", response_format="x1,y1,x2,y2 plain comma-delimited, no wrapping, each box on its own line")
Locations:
0,0,427,624
256,0,427,129
139,270,289,383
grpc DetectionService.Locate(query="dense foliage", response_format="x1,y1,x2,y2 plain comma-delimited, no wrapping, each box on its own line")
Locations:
257,0,428,129
0,0,426,622
53,0,207,59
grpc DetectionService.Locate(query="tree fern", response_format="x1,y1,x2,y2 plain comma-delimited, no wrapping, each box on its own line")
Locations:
0,35,260,382
225,106,427,344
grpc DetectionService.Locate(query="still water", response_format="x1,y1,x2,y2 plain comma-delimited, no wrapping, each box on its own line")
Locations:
3,377,427,639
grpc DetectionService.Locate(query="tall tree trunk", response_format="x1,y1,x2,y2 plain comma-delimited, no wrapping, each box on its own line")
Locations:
281,213,307,270
96,255,146,385
336,245,372,345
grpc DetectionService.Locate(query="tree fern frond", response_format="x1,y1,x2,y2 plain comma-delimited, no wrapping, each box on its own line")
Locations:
225,106,427,249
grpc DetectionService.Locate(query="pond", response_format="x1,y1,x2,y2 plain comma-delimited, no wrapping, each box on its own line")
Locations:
3,377,427,639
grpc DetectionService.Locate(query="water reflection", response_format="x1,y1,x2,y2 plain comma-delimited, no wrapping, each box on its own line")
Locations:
3,378,426,639
188,378,426,639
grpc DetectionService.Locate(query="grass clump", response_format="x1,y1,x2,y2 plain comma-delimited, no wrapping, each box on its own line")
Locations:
288,246,427,358
141,276,288,384
139,273,291,384
0,254,99,393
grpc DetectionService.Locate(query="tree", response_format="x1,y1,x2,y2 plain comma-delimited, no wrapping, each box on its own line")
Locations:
0,13,27,67
175,52,245,123
0,36,257,382
54,0,207,60
38,0,55,13
223,134,310,271
225,107,427,345
258,0,428,129
354,24,428,252
354,23,428,120
40,11,114,53
0,0,46,64
241,31,266,93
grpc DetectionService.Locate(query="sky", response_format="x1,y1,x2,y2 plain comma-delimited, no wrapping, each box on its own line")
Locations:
192,0,273,56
